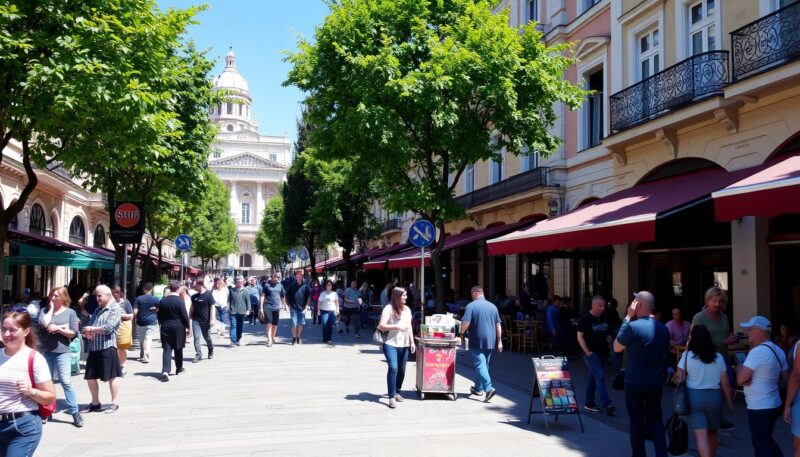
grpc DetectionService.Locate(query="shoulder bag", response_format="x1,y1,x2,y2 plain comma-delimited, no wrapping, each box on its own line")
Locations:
667,413,689,455
27,350,56,418
672,352,690,416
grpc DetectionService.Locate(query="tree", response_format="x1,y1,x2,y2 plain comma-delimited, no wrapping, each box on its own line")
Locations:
255,195,289,271
0,0,199,301
191,171,237,272
286,0,586,310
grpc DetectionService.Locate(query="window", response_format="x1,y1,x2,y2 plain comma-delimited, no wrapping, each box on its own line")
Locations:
226,124,234,132
241,202,250,224
238,104,243,116
585,70,604,148
239,253,252,268
490,155,503,185
226,102,233,115
520,147,539,172
637,28,660,80
28,204,45,236
269,153,277,162
464,164,475,193
689,0,716,55
582,0,600,13
93,225,106,248
50,214,58,238
212,150,221,159
528,0,539,22
69,217,86,245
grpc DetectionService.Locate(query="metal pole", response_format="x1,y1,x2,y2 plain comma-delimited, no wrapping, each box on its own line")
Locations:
122,244,128,298
180,253,185,283
420,246,425,325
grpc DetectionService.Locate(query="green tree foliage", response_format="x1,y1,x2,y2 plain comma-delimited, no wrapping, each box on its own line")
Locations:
255,195,289,271
286,0,586,308
191,171,237,272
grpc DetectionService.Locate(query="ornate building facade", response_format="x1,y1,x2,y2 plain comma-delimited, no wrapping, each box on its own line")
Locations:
209,49,291,274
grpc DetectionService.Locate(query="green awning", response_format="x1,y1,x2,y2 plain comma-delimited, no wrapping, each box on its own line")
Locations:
4,243,114,270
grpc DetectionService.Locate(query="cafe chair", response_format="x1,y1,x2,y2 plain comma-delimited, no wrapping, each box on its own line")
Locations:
502,315,521,352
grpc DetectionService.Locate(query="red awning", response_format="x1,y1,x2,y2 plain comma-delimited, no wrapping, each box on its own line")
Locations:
488,166,752,255
363,254,393,271
387,248,431,269
315,257,342,273
712,153,800,221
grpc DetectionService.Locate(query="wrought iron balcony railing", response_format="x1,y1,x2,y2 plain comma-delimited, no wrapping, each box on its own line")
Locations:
731,0,800,82
455,166,550,209
610,51,729,132
380,218,403,233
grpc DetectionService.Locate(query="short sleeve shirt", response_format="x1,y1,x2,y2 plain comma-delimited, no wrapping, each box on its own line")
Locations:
38,308,79,354
462,298,501,350
577,313,609,355
679,351,725,390
134,294,159,326
691,310,730,354
743,341,788,410
190,291,215,324
262,282,285,312
0,347,51,413
616,317,670,387
344,288,360,309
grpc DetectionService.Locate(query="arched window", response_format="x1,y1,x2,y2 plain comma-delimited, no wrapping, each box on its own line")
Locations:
29,204,46,236
93,225,106,248
69,217,86,245
226,102,233,114
239,253,252,268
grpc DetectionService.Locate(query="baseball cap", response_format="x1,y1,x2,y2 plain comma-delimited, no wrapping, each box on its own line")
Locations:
740,316,772,331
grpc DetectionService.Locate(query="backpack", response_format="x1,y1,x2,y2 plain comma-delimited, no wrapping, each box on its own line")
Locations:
293,284,310,309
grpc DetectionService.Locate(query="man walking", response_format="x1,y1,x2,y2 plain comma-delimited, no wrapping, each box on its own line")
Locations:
260,272,286,347
341,280,361,337
82,285,122,414
246,277,261,325
577,295,615,416
133,282,159,363
286,271,310,345
228,277,250,347
190,279,215,362
460,286,502,402
613,291,669,457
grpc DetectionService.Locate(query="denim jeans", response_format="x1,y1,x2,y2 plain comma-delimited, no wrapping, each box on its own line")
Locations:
43,352,79,415
583,353,610,406
192,321,213,358
470,348,494,393
215,306,229,327
320,310,335,342
229,313,245,343
747,407,784,457
383,344,409,397
0,413,42,457
624,385,667,457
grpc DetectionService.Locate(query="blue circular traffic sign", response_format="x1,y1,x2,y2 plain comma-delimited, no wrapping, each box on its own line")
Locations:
409,219,435,248
298,247,309,261
175,234,192,252
287,248,298,262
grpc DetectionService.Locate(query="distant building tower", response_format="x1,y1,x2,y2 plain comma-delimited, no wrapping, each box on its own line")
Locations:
208,47,291,275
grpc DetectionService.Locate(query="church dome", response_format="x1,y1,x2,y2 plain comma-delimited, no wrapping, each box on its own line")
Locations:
214,48,249,94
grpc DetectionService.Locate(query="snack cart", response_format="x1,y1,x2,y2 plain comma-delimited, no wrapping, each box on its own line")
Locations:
415,314,459,401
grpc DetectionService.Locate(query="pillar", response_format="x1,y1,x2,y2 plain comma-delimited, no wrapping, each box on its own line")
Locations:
612,243,638,310
229,181,239,222
730,216,771,327
256,181,263,226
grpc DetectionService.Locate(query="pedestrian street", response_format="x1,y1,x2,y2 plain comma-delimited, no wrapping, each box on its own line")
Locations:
37,313,632,457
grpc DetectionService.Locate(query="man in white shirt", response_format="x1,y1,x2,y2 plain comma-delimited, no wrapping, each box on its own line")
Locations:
736,316,788,457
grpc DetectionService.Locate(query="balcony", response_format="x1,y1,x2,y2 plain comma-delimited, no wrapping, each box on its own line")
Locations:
455,166,550,210
380,218,403,234
610,51,729,132
731,0,800,82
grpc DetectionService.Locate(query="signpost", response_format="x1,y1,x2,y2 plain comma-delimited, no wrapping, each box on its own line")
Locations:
109,201,145,298
528,355,584,435
287,249,298,277
409,219,435,321
175,234,192,281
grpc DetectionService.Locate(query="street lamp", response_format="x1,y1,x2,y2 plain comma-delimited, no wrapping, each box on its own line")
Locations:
548,199,559,217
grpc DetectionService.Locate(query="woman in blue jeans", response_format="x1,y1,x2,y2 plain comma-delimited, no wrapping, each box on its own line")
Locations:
378,287,415,409
38,286,83,427
317,280,339,343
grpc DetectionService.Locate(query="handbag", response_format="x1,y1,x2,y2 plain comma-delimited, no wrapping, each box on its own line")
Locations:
672,353,690,416
27,350,56,418
372,328,387,346
667,413,689,455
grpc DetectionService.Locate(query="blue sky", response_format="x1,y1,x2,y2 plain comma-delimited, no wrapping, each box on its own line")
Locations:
157,0,330,143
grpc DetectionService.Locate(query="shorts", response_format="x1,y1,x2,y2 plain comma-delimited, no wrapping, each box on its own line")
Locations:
136,323,159,342
687,388,722,430
84,347,122,381
263,309,280,325
290,307,306,327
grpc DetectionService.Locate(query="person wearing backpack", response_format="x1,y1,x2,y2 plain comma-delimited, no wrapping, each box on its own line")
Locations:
737,316,789,457
0,308,56,455
286,271,311,345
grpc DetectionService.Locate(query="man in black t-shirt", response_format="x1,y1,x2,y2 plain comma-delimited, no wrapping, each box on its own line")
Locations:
576,295,615,416
190,280,215,362
133,283,160,363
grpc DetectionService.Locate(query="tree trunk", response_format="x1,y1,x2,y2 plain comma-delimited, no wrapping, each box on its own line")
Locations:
155,240,164,279
432,218,447,313
0,225,8,308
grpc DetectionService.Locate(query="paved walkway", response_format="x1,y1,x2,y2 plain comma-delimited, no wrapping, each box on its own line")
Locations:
36,313,793,456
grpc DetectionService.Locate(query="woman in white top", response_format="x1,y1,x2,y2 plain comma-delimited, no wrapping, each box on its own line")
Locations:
377,287,416,409
0,309,56,456
211,278,229,334
672,324,733,457
317,280,340,344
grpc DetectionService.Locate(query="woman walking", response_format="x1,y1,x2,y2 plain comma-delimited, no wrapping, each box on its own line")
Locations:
157,281,190,382
672,325,733,457
0,309,56,455
317,280,339,344
38,287,83,427
377,287,415,408
309,280,321,325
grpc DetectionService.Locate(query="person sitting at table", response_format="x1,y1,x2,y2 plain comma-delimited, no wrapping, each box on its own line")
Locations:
667,307,691,371
501,297,522,319
774,323,798,359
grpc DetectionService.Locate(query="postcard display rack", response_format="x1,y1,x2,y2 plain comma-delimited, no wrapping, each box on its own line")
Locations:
415,314,460,401
528,355,585,435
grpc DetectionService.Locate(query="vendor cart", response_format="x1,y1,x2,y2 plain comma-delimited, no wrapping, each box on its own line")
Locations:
415,337,459,401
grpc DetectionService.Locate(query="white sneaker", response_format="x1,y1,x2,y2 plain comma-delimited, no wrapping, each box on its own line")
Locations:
388,398,396,409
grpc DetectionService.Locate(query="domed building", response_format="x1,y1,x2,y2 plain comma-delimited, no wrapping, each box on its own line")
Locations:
208,48,291,275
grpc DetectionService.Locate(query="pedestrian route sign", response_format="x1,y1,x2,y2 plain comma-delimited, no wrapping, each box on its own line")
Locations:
409,219,435,248
298,247,309,261
175,234,192,252
287,248,298,262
